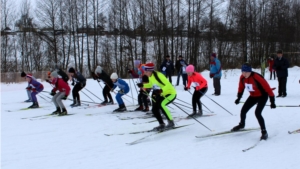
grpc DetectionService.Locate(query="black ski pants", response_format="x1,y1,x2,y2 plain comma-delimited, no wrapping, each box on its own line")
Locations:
72,83,85,102
103,84,113,102
192,87,207,112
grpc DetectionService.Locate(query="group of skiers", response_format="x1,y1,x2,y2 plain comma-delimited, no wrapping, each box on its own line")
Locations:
21,50,300,140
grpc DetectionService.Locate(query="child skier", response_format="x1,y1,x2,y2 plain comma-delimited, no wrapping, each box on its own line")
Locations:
50,71,71,115
21,71,34,102
110,73,130,112
184,64,208,117
25,74,44,108
232,63,276,140
68,67,86,107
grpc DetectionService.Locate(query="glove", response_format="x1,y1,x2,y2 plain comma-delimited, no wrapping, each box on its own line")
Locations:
235,93,242,105
45,79,51,83
31,88,36,92
184,87,189,91
137,83,143,88
26,86,32,90
210,74,214,78
62,95,68,100
269,96,276,109
50,91,56,96
91,72,98,80
71,82,75,86
118,90,124,94
110,89,114,92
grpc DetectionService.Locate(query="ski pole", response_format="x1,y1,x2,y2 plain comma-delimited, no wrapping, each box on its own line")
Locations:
128,75,135,105
199,91,234,116
80,90,95,102
84,88,104,102
240,102,300,107
187,91,214,113
173,101,193,109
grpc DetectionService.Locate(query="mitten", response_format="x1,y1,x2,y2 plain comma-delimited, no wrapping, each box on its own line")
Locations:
184,87,189,91
62,95,68,100
235,93,242,105
269,96,276,109
26,86,32,90
137,83,143,88
210,74,214,78
50,91,56,96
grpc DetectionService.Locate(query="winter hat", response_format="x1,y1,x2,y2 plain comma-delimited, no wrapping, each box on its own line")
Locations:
68,67,75,73
95,66,102,74
142,75,149,83
21,71,26,77
144,62,155,71
178,55,183,58
186,65,195,73
277,50,283,54
26,74,33,79
211,53,217,57
134,60,141,66
241,63,252,72
51,71,59,78
110,72,118,79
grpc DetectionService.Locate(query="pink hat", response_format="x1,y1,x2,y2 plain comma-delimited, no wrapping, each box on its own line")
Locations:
186,65,194,73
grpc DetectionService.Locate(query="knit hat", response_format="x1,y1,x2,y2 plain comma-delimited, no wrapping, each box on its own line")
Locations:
68,67,75,73
142,75,149,83
211,53,217,57
186,65,195,73
277,50,283,54
144,62,155,71
95,66,102,74
26,74,33,79
134,60,141,66
21,71,26,77
110,72,118,79
241,63,252,72
51,71,59,78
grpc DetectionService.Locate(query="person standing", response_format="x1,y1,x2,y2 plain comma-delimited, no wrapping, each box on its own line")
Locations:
232,63,276,140
160,55,174,83
184,65,208,117
143,62,176,131
68,67,86,106
25,74,44,108
50,71,70,115
273,50,289,97
92,66,114,105
110,73,130,112
209,53,222,96
175,55,188,86
268,57,276,80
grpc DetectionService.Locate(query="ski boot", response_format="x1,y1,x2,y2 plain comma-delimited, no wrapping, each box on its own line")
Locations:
51,107,61,115
260,129,268,140
59,108,68,116
231,123,245,132
134,105,144,111
100,101,108,105
142,107,149,112
70,101,76,107
188,111,197,117
165,120,175,130
28,102,39,108
153,123,165,131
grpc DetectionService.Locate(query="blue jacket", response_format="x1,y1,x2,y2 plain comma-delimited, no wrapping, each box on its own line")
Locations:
273,57,289,78
113,78,130,93
210,58,222,78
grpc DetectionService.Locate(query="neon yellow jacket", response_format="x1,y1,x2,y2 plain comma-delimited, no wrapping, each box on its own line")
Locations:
143,71,176,96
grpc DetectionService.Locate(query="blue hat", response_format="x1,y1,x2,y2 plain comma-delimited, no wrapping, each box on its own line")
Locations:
241,63,252,72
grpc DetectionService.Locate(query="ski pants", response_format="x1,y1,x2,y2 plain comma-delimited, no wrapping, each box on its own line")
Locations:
115,90,129,105
52,92,66,109
72,83,85,102
138,89,151,108
152,94,176,124
192,87,208,112
103,84,113,102
213,77,221,95
277,77,287,96
30,86,44,102
240,94,268,130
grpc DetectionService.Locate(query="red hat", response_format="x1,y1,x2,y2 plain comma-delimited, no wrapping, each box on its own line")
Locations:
211,53,217,57
26,74,33,79
144,63,155,71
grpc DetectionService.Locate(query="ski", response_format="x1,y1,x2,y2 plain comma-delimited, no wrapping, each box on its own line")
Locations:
195,128,260,138
117,115,153,120
242,139,262,152
7,107,44,112
126,124,194,145
29,114,74,120
288,129,300,134
132,120,157,125
21,113,54,119
185,114,216,119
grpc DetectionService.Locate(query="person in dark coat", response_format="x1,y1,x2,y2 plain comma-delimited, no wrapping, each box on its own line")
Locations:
68,67,86,106
160,55,174,83
272,50,289,97
175,55,188,86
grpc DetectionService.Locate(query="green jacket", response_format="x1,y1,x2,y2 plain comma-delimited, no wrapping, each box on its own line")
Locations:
143,71,176,96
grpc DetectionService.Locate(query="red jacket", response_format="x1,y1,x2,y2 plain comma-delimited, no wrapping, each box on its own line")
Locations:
268,59,274,71
238,73,274,97
51,78,70,96
186,72,207,91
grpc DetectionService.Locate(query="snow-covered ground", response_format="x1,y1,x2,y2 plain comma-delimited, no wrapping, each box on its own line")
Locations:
1,67,300,169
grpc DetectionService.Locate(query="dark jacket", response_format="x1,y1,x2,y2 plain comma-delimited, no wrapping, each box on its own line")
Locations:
160,59,174,73
175,59,188,74
71,71,86,85
273,57,289,78
96,70,114,88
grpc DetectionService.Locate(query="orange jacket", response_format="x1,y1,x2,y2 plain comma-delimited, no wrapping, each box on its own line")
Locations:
186,72,207,90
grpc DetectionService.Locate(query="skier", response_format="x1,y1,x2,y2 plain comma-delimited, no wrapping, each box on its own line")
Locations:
184,64,208,117
92,66,114,105
21,71,34,102
110,73,130,112
128,60,151,112
232,63,276,140
25,74,44,108
68,67,86,106
160,55,174,83
49,71,70,115
142,62,176,131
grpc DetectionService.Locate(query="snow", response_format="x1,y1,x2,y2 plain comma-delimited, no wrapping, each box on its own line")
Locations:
1,67,300,169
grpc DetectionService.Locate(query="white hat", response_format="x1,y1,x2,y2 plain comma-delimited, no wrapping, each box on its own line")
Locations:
110,72,118,79
51,71,59,78
95,66,102,74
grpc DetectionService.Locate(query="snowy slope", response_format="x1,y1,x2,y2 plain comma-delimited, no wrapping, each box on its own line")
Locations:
1,67,300,169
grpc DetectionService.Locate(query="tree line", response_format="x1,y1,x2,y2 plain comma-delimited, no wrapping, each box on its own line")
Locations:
1,0,300,78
